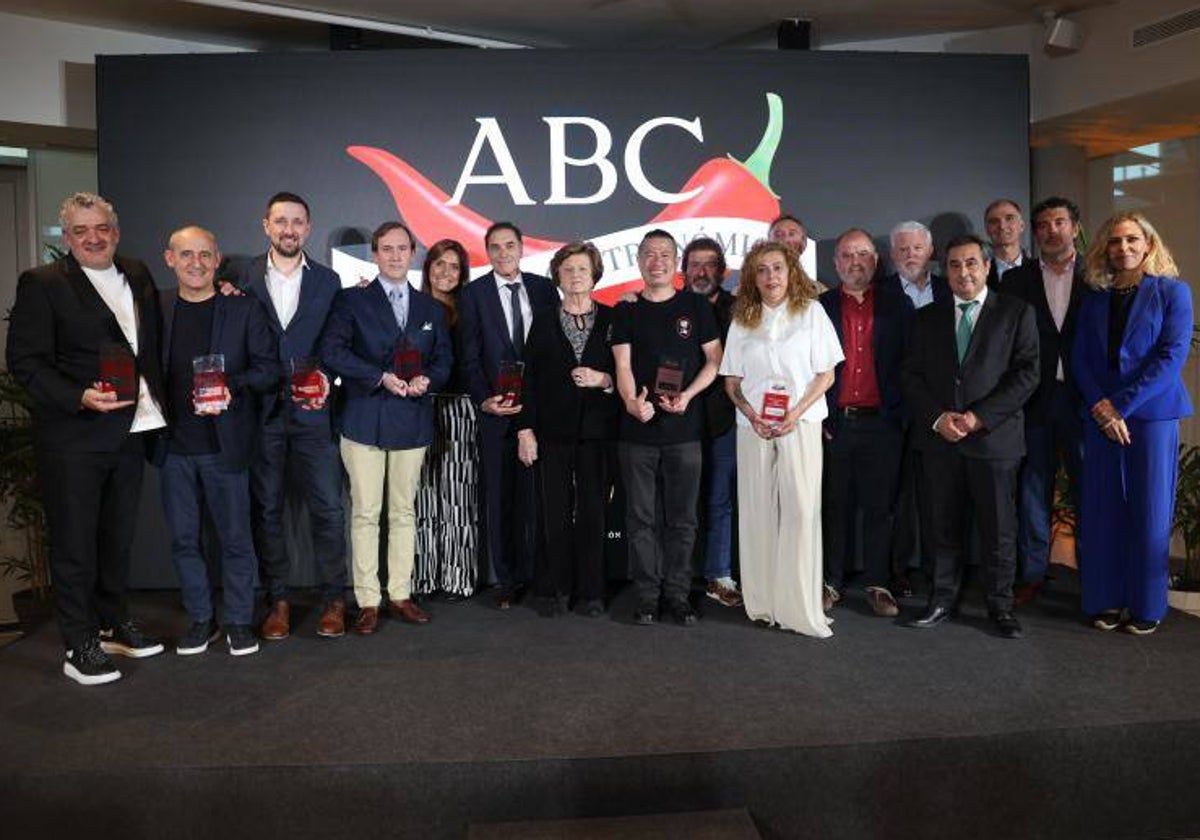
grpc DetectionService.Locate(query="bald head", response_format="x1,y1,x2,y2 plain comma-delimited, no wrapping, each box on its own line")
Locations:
165,225,221,300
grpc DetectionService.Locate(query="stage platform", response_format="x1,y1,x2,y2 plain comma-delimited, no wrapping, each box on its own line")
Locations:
3,576,1200,839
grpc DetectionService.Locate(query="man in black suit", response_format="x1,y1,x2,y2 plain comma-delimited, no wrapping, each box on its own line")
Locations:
883,220,950,310
819,229,914,617
458,221,558,608
983,198,1028,288
902,234,1039,639
998,197,1086,604
7,192,168,685
156,226,278,657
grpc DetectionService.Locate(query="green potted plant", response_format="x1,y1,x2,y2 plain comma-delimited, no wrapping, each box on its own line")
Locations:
1170,442,1200,613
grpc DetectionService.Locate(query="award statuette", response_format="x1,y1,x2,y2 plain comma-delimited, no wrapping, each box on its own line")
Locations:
654,356,684,398
290,357,324,403
192,354,229,412
496,360,525,408
98,343,137,402
760,378,793,425
393,336,422,380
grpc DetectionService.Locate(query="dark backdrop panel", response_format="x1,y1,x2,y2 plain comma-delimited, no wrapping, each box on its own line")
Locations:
97,49,1028,587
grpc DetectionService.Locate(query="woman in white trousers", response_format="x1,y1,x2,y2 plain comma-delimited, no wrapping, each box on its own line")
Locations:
721,241,842,638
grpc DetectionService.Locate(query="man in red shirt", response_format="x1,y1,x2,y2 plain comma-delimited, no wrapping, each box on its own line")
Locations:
818,229,914,617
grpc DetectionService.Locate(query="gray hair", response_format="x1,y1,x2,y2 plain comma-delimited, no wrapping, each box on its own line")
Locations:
59,192,118,229
889,220,931,247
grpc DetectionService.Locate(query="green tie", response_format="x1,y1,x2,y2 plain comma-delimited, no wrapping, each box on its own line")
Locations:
956,300,979,363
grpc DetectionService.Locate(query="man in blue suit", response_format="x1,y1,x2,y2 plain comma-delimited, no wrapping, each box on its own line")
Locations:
819,229,914,618
156,226,279,656
457,221,558,609
321,222,452,634
229,192,347,640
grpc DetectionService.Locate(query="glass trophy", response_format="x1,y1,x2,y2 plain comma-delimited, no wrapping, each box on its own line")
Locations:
760,378,793,425
393,336,423,380
98,343,136,401
290,357,324,403
496,360,525,408
654,356,684,398
192,354,228,412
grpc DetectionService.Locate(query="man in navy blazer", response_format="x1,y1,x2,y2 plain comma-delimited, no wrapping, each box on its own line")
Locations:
902,234,1040,639
457,221,558,608
7,192,168,685
999,197,1087,604
321,222,452,634
228,192,347,640
155,226,278,656
819,229,914,617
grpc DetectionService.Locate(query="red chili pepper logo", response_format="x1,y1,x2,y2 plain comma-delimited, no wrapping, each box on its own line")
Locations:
345,93,786,305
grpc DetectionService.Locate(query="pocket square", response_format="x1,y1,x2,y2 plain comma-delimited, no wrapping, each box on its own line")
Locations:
421,321,433,330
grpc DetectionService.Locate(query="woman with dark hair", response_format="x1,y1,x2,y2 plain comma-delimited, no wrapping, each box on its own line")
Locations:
721,240,842,637
516,241,618,617
413,238,480,599
1072,212,1192,635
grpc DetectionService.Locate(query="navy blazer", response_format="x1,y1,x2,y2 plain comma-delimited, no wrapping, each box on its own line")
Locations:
154,292,279,471
320,281,452,450
880,271,952,308
7,253,166,453
819,282,914,438
1072,275,1193,422
229,252,341,428
457,270,558,413
999,258,1087,424
902,291,1040,460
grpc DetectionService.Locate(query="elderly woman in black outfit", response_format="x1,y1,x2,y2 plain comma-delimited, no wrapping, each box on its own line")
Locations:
517,241,618,617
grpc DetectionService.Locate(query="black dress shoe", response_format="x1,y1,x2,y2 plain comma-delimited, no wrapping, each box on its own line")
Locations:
991,610,1023,639
908,604,953,629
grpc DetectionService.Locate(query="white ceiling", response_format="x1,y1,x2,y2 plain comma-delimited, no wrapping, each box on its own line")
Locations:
0,0,1117,49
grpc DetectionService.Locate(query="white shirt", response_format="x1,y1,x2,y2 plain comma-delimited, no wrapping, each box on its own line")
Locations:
493,273,533,342
266,251,308,329
952,285,989,335
81,264,167,432
1041,256,1074,381
899,273,936,310
719,300,844,425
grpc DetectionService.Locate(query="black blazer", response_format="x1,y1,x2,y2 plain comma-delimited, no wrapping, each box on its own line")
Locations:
996,259,1086,424
516,304,618,444
879,271,952,308
987,251,1028,289
7,253,166,452
901,291,1040,460
819,282,914,438
154,293,279,471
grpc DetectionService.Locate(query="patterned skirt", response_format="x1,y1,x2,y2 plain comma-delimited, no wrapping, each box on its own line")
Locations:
413,393,480,596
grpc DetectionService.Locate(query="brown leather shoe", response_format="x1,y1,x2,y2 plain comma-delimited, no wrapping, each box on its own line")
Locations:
866,586,900,617
388,599,431,624
317,599,346,638
353,606,379,635
260,600,290,640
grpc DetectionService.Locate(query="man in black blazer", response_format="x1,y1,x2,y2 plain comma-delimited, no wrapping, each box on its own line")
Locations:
998,197,1086,604
228,192,347,640
457,221,558,608
901,234,1039,639
7,192,168,685
155,226,278,656
983,198,1029,288
819,229,914,617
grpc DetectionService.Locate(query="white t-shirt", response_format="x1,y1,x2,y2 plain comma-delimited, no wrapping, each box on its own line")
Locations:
720,300,844,425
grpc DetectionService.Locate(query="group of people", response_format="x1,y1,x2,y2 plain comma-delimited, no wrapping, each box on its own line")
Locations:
6,188,1191,687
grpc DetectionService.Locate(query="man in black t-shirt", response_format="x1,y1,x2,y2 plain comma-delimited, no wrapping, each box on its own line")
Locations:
611,230,722,625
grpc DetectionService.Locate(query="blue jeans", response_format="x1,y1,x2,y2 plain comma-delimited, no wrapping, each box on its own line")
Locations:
702,427,737,581
1017,385,1082,583
161,452,256,625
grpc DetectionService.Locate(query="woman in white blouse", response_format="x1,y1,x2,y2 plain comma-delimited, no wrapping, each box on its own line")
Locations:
721,241,843,638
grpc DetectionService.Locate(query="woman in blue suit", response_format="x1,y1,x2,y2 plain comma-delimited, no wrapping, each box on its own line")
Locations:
1072,211,1192,634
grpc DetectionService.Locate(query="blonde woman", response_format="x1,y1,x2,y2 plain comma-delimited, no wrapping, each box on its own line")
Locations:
721,241,842,637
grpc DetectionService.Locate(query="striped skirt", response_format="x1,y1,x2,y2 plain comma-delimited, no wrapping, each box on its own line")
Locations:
413,393,480,596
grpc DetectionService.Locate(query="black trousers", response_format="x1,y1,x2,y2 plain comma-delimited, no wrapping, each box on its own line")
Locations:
36,435,147,650
479,416,539,589
891,426,936,576
536,439,607,602
923,449,1020,614
822,416,904,590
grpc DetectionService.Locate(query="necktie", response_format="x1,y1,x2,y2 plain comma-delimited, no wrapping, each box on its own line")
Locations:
507,282,525,356
956,300,978,363
388,287,406,330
